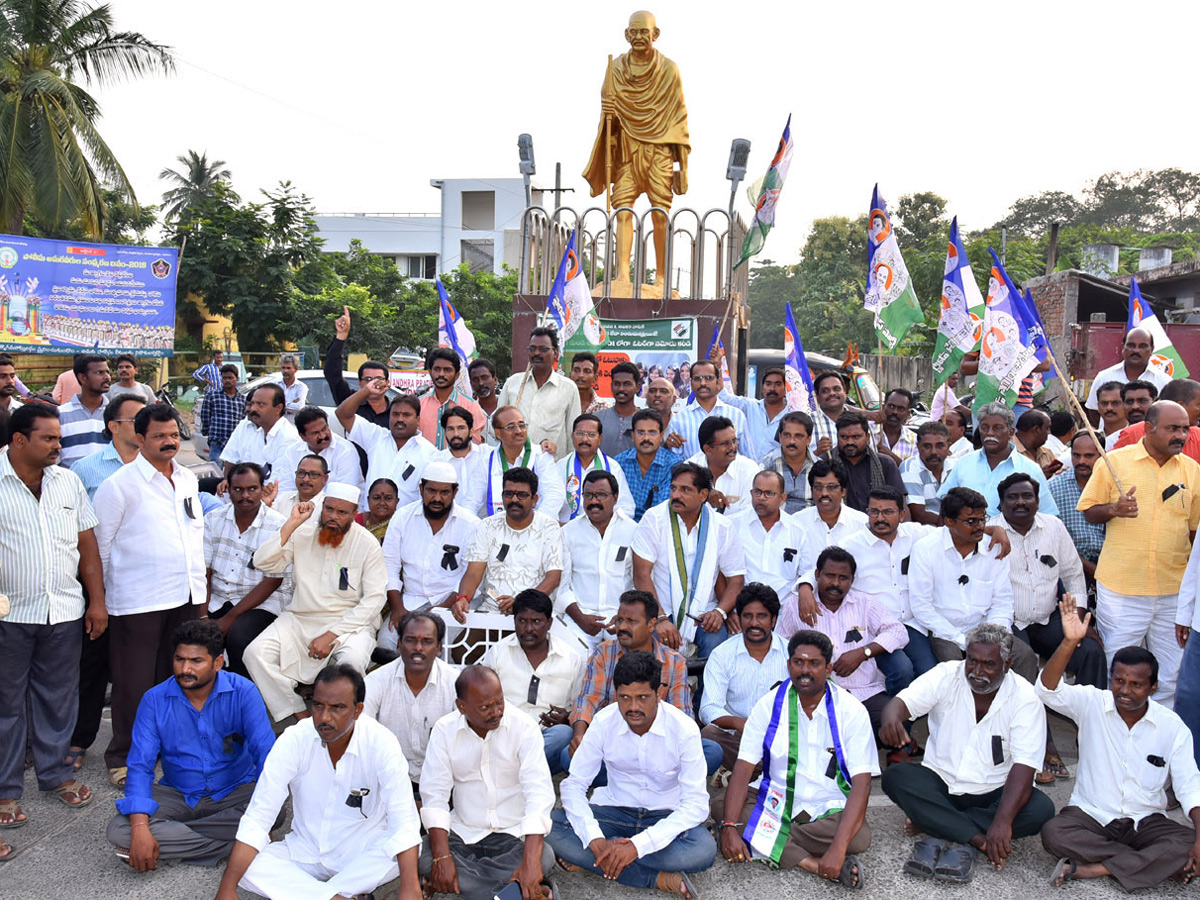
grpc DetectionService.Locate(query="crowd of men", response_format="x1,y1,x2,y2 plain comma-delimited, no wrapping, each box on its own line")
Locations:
2,317,1200,899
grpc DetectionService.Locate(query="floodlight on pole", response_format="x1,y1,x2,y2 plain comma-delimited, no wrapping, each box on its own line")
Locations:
518,134,536,208
726,138,751,218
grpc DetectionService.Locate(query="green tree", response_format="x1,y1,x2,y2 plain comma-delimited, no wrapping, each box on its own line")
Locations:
159,150,234,221
790,216,875,355
0,0,174,236
23,186,155,243
746,258,797,348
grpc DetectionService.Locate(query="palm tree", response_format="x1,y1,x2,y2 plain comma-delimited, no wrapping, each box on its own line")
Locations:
159,149,234,221
0,1,173,237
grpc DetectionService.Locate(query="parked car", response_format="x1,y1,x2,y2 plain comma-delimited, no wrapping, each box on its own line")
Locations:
746,349,883,411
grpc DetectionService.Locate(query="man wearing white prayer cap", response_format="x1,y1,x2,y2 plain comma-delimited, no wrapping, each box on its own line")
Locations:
244,482,389,721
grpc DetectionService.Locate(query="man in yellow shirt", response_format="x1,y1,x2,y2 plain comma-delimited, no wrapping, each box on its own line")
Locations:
1078,401,1200,707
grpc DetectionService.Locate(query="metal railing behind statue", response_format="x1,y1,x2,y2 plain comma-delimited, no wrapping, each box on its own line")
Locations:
519,205,747,305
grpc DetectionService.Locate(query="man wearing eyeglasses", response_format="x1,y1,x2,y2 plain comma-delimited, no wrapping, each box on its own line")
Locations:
557,414,633,524
497,327,581,461
672,359,750,459
270,454,328,519
463,406,564,519
454,467,564,619
729,471,808,634
908,487,1039,681
687,416,758,514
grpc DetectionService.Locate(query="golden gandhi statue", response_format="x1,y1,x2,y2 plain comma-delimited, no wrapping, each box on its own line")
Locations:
583,10,689,289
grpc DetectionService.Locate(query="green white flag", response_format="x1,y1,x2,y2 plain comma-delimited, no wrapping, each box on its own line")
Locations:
864,185,923,350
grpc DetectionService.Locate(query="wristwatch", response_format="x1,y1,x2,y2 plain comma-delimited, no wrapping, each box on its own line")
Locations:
863,647,873,658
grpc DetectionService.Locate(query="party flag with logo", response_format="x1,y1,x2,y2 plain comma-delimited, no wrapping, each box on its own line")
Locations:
545,228,600,345
931,217,985,383
864,185,924,350
436,277,476,394
973,249,1039,410
1128,277,1189,377
736,115,793,268
783,302,817,412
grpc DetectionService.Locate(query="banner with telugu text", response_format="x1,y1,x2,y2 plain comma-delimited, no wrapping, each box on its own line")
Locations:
564,316,697,397
0,233,177,357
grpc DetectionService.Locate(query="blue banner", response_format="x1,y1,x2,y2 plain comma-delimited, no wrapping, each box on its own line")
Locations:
0,233,178,357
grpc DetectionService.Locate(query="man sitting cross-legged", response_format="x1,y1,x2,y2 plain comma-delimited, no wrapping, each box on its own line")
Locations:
107,620,275,870
1038,598,1200,891
214,663,422,900
549,650,716,898
879,623,1055,884
715,629,876,889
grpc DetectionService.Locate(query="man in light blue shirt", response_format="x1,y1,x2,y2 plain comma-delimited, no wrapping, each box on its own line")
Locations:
719,366,790,462
672,359,751,459
938,402,1058,517
72,392,147,501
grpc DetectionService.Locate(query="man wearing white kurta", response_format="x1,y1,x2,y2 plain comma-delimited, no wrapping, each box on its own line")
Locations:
556,413,634,523
244,483,387,721
215,665,421,900
559,470,638,652
461,405,564,519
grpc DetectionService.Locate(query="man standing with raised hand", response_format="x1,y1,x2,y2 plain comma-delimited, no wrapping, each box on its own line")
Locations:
497,326,580,460
336,384,434,510
720,366,791,461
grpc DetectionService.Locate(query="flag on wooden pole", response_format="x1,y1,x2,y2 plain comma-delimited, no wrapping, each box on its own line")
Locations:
1128,277,1189,377
931,216,985,384
864,184,924,350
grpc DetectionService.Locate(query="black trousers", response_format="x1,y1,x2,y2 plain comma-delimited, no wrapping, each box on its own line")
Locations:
1014,608,1108,690
71,582,110,750
209,606,276,678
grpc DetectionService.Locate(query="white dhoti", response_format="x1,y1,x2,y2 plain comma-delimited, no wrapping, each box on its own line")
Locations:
1096,584,1182,707
244,612,377,721
241,837,399,900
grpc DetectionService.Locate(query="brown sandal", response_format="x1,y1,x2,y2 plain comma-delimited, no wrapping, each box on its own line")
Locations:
0,800,26,828
48,779,92,809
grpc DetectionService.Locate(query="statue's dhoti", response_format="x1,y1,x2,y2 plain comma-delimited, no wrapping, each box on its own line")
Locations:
612,142,674,210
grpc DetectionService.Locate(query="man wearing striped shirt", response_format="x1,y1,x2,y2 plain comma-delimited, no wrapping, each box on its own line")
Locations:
192,350,223,394
671,359,750,459
57,354,110,469
1,404,106,835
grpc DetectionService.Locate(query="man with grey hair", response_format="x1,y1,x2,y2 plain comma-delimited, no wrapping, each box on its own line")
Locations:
938,401,1058,517
879,622,1054,884
274,353,308,422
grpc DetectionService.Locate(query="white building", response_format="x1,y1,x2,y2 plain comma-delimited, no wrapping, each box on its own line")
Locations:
314,177,543,278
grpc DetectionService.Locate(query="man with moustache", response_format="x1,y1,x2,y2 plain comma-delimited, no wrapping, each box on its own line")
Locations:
462,406,564,518
615,408,683,521
689,415,758,514
203,463,292,677
454,467,563,619
243,483,388,723
379,462,479,651
219,383,303,491
699,583,790,772
720,366,791,461
792,460,869,567
198,364,243,466
644,375,685,451
551,651,716,898
570,351,612,415
0,353,24,448
830,411,906,513
729,471,808,635
58,353,111,468
880,624,1054,884
557,413,633,523
324,305,392,429
902,421,955,524
1114,377,1200,462
1084,326,1172,429
1048,433,1107,579
484,590,586,773
672,358,750,459
1094,381,1129,448
420,666,557,900
716,630,876,889
106,620,274,869
1079,399,1200,707
216,664,422,900
810,370,874,457
497,326,581,459
280,406,362,491
430,406,489,492
418,348,486,448
468,359,501,446
559,470,638,652
337,384,435,509
596,361,642,457
1013,409,1062,480
364,611,459,789
1039,601,1200,891
632,462,746,657
760,411,816,513
271,453,328,519
1121,379,1159,429
96,403,206,785
105,353,156,405
877,389,919,464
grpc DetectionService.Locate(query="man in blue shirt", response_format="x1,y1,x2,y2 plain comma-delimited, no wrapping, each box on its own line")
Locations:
615,409,682,521
106,620,274,869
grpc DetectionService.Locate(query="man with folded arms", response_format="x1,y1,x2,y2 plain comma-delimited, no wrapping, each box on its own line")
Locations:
716,629,875,889
244,482,387,722
880,624,1054,884
1038,598,1200,891
550,651,716,898
215,664,421,900
108,620,274,869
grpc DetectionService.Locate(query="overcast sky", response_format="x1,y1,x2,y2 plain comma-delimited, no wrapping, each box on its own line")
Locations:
97,0,1196,265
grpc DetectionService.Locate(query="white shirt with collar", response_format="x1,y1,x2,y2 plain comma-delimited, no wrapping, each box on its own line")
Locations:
949,435,974,460
347,416,436,510
461,443,565,520
363,656,459,782
235,716,420,869
279,433,363,492
908,528,1014,648
835,522,938,625
558,511,638,645
1036,679,1200,825
419,706,554,843
95,453,206,615
989,512,1087,630
465,511,564,612
727,509,808,608
685,451,759,514
1084,361,1172,411
792,504,869,571
496,368,581,462
555,451,635,523
221,415,304,482
898,661,1046,795
273,375,310,419
431,442,490,499
483,633,586,720
561,702,710,858
381,499,480,604
699,631,790,724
